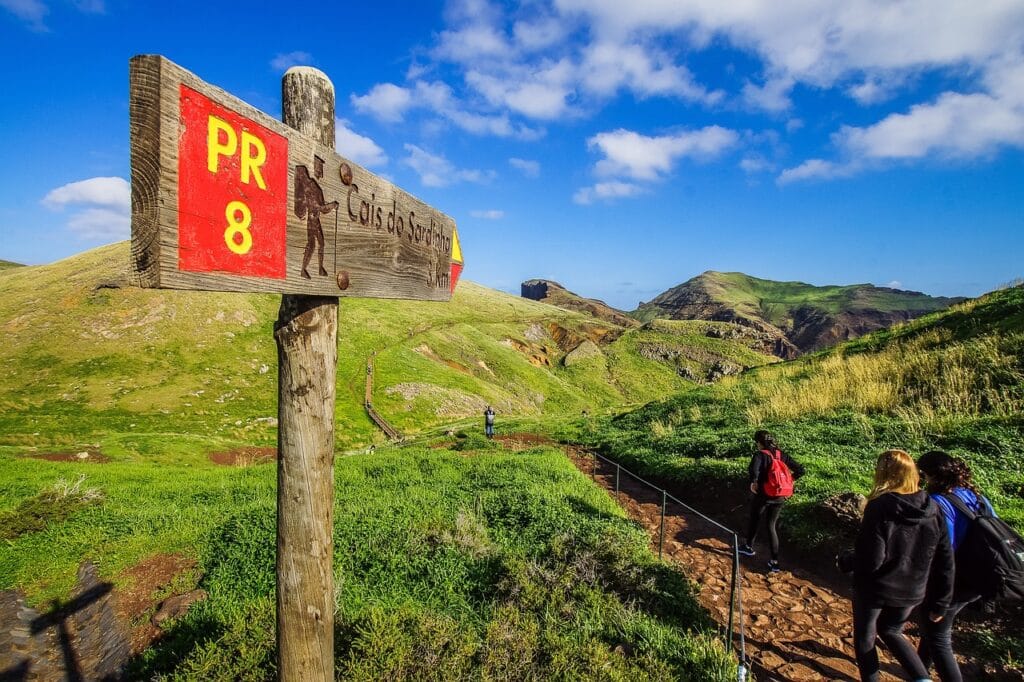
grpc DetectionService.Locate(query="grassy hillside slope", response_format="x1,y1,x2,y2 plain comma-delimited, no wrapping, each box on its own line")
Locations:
585,285,1024,543
0,258,24,271
0,243,776,454
0,442,734,680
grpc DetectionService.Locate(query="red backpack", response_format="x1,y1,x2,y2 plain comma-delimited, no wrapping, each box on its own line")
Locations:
762,449,794,498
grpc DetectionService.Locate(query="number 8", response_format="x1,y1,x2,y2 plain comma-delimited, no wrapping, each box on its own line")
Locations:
224,200,253,255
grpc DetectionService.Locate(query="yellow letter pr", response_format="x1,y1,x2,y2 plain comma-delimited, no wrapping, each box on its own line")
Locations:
207,116,237,175
240,131,268,190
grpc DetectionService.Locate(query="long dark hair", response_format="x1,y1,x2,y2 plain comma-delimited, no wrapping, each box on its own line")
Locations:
754,430,779,452
917,450,978,495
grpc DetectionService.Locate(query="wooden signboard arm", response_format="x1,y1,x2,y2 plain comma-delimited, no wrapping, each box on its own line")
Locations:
275,67,337,682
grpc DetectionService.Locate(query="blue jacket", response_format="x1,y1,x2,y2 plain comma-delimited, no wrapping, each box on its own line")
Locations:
930,487,995,552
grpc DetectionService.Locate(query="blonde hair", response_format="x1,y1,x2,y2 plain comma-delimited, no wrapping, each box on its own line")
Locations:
868,450,920,500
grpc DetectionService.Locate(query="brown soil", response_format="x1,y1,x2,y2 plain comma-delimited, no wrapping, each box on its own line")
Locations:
208,446,277,466
563,448,995,682
494,433,555,450
113,553,199,655
24,450,110,463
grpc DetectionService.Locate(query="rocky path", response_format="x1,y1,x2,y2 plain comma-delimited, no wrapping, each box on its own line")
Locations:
565,448,910,682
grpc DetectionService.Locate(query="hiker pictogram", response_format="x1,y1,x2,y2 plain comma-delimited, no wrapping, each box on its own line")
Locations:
294,155,338,280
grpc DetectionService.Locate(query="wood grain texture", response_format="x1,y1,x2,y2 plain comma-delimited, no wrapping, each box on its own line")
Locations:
276,66,337,682
129,55,456,301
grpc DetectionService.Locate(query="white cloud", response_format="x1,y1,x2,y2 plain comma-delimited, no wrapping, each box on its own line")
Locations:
351,83,413,123
43,177,130,240
588,127,739,180
470,209,504,219
573,181,645,205
1,0,47,29
435,24,511,62
554,1,1024,88
466,59,575,119
739,157,772,174
838,91,1024,161
271,51,314,73
335,119,387,168
580,41,721,103
884,280,903,290
781,63,1024,184
742,76,794,113
66,208,130,240
513,16,566,51
402,144,494,188
847,76,897,106
509,158,540,177
43,177,129,210
352,79,541,139
777,159,850,185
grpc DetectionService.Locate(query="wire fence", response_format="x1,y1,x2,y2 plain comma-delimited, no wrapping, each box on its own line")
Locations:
588,450,749,677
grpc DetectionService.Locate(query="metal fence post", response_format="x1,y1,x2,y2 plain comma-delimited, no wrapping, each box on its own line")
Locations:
659,489,666,560
728,533,739,651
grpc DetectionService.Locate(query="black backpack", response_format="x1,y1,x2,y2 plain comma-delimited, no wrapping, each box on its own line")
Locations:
943,493,1024,602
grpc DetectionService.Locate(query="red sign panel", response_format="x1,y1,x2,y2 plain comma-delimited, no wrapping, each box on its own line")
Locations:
178,85,288,278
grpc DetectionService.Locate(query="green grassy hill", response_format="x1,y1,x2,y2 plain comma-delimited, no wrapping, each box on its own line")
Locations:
633,270,963,355
583,284,1024,544
0,243,777,455
0,258,24,271
0,243,762,679
579,285,1024,668
0,440,735,680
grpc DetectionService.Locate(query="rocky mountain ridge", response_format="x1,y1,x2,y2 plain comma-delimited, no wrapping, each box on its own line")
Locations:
632,271,964,356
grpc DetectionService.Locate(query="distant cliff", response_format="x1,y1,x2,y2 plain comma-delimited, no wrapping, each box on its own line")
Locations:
521,279,640,329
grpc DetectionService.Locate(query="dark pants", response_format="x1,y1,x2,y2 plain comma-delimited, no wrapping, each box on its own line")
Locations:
745,495,784,560
852,595,929,682
485,423,494,438
917,596,978,682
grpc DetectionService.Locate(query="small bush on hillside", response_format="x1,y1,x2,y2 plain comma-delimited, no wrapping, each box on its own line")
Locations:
0,475,103,541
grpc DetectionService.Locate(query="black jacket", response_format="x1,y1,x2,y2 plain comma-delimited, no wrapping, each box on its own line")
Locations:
853,491,954,611
748,448,805,496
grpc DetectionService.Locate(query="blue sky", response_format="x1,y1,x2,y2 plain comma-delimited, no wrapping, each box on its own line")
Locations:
1,0,1022,309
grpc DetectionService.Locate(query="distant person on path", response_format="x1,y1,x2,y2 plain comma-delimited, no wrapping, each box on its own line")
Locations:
484,406,495,439
738,430,804,573
916,451,997,682
851,450,953,682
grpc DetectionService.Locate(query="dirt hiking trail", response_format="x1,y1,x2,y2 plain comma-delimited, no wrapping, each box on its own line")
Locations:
562,446,991,682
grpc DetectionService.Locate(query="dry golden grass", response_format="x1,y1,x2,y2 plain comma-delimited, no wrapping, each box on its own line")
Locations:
744,330,1023,423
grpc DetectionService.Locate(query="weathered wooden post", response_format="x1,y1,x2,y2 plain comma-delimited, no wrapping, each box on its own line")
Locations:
129,55,464,682
276,67,337,681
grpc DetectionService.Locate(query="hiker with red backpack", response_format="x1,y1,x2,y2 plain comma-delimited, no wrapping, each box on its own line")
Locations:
739,430,805,573
916,451,1024,682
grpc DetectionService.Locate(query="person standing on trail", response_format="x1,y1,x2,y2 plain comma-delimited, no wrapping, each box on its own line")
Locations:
738,430,804,573
916,451,997,682
851,450,953,682
483,406,495,439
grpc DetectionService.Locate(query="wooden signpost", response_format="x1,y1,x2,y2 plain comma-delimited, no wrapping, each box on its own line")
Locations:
129,55,463,681
129,55,463,300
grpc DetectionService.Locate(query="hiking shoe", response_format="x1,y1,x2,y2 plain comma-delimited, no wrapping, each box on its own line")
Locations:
738,544,755,557
767,560,781,574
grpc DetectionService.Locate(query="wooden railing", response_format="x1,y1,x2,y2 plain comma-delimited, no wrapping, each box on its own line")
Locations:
365,354,401,441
